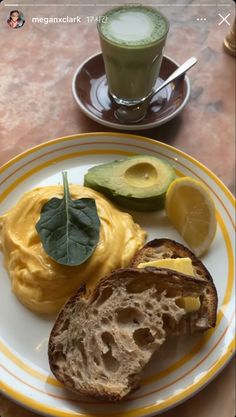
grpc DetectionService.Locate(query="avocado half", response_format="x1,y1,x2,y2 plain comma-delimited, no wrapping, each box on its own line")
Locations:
84,155,176,211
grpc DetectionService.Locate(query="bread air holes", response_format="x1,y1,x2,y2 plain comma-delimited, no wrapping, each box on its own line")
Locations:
133,328,154,348
116,307,143,326
102,350,119,373
145,302,152,310
101,331,116,349
94,286,113,307
162,304,170,312
101,332,119,372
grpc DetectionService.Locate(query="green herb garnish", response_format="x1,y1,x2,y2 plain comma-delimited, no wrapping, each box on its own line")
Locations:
36,172,100,266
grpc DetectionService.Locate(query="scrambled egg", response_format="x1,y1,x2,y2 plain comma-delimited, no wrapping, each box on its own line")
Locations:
0,185,146,314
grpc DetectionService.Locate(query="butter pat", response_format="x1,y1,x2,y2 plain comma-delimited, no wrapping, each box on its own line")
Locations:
138,257,195,276
176,296,201,312
138,257,201,313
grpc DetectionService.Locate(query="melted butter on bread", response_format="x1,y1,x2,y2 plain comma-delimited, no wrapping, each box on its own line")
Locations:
176,296,201,312
138,257,194,275
138,257,200,313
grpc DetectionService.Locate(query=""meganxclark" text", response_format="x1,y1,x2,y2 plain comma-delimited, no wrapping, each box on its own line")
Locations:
31,16,108,24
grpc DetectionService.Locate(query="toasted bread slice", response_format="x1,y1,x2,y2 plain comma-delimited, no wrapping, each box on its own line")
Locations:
48,268,214,401
130,238,218,331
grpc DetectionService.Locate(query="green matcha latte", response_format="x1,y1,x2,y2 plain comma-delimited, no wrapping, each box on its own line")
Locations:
98,6,169,105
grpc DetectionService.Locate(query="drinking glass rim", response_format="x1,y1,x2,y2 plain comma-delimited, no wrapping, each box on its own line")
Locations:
97,5,169,48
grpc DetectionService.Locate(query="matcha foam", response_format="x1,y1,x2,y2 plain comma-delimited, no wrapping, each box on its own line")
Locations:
99,6,168,46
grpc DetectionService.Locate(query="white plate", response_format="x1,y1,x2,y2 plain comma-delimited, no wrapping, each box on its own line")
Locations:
0,132,235,417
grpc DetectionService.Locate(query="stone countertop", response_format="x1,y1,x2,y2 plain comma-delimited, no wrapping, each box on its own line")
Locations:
0,1,235,417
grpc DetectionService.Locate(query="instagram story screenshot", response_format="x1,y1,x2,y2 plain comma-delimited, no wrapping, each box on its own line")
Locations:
0,1,235,417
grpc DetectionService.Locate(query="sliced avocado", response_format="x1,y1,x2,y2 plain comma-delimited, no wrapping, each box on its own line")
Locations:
84,155,176,211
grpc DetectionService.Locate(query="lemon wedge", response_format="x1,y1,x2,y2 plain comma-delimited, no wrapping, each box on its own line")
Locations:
165,177,217,257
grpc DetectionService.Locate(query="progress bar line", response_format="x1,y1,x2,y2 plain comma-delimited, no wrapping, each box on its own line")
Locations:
4,3,95,5
4,3,233,6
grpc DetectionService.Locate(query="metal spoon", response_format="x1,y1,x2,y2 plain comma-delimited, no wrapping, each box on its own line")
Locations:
114,56,198,124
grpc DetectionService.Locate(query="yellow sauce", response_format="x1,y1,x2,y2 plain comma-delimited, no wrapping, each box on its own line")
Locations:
0,185,146,314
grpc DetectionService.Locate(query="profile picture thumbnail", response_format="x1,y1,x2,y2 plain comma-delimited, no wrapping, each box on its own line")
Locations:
7,10,25,29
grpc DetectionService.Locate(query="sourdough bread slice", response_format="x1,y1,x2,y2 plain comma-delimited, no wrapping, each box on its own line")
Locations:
130,238,218,331
48,268,213,401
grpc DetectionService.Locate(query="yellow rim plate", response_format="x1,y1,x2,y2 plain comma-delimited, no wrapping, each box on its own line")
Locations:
0,132,235,417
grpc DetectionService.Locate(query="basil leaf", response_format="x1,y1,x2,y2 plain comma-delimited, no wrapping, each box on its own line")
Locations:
36,172,100,266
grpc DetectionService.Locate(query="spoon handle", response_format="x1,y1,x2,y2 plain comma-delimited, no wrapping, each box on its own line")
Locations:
114,56,198,124
154,56,198,95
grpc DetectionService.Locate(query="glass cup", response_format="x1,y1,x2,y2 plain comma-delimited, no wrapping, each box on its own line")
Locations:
97,5,169,107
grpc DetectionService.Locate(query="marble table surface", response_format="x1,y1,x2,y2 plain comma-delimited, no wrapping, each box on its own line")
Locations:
0,1,235,416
